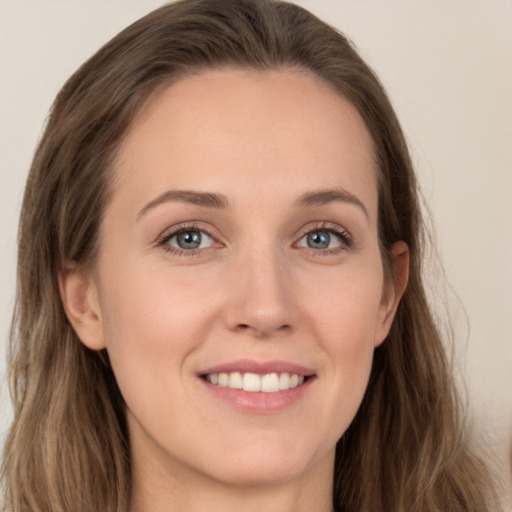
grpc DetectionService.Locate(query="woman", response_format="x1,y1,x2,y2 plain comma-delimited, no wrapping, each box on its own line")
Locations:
1,0,499,510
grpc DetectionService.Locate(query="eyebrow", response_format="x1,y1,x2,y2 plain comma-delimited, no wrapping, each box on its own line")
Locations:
137,190,229,219
293,188,369,218
136,186,368,220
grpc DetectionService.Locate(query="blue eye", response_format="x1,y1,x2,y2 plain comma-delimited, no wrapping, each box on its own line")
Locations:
305,231,332,249
166,229,214,250
297,229,349,250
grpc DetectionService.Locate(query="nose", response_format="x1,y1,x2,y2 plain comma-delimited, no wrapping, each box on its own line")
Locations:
223,245,296,338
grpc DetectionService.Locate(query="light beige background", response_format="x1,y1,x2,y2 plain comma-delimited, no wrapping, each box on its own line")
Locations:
1,0,511,505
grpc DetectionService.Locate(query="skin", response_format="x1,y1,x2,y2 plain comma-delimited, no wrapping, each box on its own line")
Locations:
61,69,408,512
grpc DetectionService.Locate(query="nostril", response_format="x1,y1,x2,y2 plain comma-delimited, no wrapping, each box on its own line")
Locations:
234,322,291,337
235,323,257,334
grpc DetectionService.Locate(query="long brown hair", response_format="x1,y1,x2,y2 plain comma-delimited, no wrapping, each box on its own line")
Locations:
1,1,498,510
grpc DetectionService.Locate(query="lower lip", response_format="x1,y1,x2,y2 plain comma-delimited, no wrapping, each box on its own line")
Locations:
200,377,315,414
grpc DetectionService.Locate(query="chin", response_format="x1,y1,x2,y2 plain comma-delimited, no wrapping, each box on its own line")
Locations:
199,439,329,487
209,459,308,487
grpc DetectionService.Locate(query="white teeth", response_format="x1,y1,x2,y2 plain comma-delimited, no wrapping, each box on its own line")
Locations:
243,372,261,392
279,372,290,390
261,373,279,392
228,371,243,389
205,371,308,392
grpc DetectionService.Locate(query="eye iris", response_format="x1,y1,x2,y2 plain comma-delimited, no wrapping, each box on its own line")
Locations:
307,231,330,249
177,231,202,249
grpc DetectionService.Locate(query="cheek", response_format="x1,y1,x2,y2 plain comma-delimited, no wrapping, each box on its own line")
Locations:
301,261,384,419
95,256,221,409
303,257,385,347
98,251,218,345
95,267,228,466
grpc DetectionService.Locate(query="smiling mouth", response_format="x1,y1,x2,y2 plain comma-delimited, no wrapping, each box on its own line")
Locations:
202,372,310,392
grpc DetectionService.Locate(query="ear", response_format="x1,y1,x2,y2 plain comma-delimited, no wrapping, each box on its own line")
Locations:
59,263,106,351
375,241,409,347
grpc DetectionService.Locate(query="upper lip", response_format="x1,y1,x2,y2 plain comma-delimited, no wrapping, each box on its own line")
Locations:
198,359,316,377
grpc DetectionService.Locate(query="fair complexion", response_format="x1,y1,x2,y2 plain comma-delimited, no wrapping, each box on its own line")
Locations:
61,69,408,512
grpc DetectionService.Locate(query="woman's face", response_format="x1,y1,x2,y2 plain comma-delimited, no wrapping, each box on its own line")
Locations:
65,69,406,489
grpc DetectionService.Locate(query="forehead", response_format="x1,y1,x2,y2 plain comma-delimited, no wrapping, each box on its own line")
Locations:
113,68,378,218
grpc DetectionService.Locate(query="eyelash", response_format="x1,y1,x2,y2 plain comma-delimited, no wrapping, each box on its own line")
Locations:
155,221,354,257
296,222,354,254
156,222,214,257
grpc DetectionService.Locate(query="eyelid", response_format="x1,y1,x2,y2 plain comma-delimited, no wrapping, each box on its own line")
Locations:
153,220,353,257
155,221,222,256
167,229,214,250
294,221,354,252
